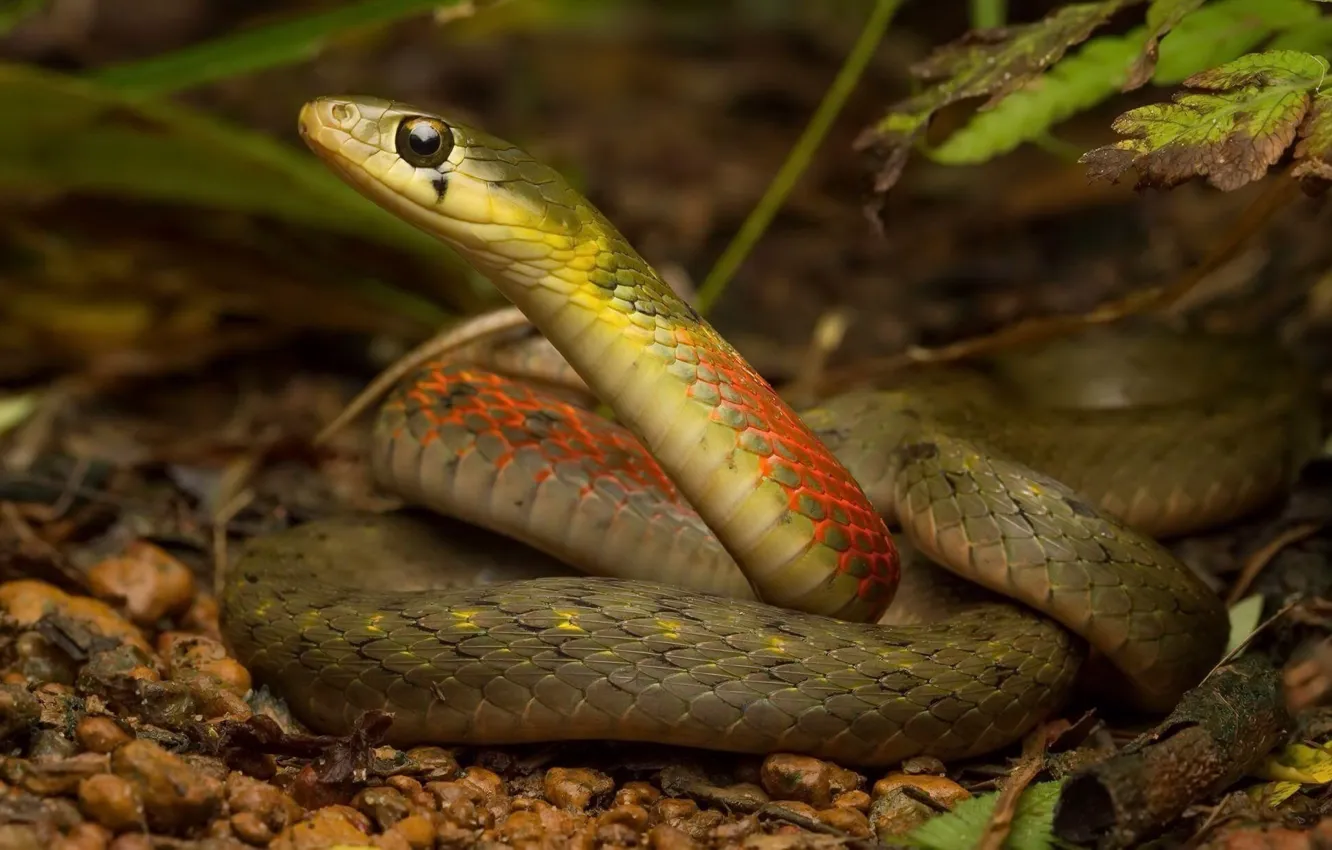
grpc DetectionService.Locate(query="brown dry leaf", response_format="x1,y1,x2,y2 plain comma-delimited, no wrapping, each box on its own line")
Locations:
1083,49,1329,191
1123,0,1205,90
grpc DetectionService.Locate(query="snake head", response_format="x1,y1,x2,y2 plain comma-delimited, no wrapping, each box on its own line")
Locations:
299,96,586,266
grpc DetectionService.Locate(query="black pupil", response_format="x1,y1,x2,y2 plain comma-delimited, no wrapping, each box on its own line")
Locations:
407,122,441,156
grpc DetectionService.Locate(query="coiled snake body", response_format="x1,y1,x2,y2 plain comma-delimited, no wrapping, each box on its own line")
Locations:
220,96,1320,765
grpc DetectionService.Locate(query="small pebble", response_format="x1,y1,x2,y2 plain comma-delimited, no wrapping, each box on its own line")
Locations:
495,810,545,845
646,823,701,849
269,806,371,850
52,822,111,850
181,594,222,642
760,754,861,807
872,772,970,809
459,766,505,800
370,829,410,850
435,821,480,849
651,798,698,825
0,581,151,654
78,773,143,833
160,633,251,697
426,781,488,830
543,766,613,811
832,789,871,811
385,775,435,811
614,780,661,808
11,633,78,685
111,739,223,833
75,717,131,754
353,785,413,830
106,835,150,850
817,805,872,837
158,633,251,721
86,542,196,626
869,779,969,841
712,814,761,844
4,753,110,796
230,811,277,846
0,824,47,850
512,798,582,834
595,820,641,846
386,813,437,849
405,746,460,781
226,772,303,844
595,802,649,846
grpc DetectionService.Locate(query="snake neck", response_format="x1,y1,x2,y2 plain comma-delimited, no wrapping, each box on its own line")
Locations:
475,220,899,621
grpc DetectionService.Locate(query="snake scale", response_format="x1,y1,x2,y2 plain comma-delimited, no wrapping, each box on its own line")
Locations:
219,96,1321,765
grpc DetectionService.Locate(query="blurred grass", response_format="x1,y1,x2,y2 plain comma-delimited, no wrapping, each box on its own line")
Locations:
0,61,463,318
0,0,47,37
92,0,477,97
0,0,510,323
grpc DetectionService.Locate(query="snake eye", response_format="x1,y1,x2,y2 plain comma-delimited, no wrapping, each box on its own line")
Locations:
395,116,453,168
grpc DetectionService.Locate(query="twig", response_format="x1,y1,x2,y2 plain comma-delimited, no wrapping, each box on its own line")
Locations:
1208,600,1298,676
785,308,851,408
314,307,532,445
693,0,904,315
210,455,258,598
1053,654,1291,849
755,803,879,849
977,727,1049,850
1225,522,1325,607
818,171,1304,393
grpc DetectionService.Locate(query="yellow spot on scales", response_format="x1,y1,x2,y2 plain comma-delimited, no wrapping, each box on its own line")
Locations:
553,609,585,632
655,618,681,639
360,613,386,634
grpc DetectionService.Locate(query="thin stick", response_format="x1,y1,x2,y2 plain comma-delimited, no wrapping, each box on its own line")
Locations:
818,171,1304,393
315,307,532,445
693,0,904,315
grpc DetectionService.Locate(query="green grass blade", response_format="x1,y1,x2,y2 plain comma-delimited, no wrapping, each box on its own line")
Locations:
90,0,471,96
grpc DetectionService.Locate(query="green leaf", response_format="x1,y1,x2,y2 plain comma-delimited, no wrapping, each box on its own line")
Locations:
906,781,1062,850
933,0,1328,166
1152,0,1320,84
859,0,1138,191
1082,49,1329,190
929,29,1145,165
91,0,473,97
1124,0,1205,89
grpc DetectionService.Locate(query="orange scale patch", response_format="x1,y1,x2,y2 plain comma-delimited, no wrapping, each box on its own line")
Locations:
686,329,900,598
398,362,685,504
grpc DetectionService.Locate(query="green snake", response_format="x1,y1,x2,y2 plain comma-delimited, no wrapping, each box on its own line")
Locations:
219,96,1320,766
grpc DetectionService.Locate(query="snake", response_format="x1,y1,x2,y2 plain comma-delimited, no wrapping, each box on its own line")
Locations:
219,95,1321,766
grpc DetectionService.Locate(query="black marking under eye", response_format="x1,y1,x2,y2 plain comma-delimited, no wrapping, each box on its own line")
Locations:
431,174,448,201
